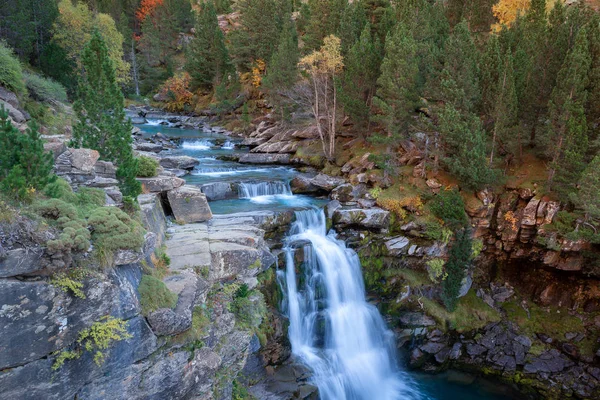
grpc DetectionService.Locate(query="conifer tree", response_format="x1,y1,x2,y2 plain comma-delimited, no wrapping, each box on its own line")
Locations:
229,0,291,70
372,22,419,139
480,34,503,117
186,1,233,91
71,30,140,198
302,0,347,52
586,14,600,141
339,24,381,126
490,49,519,164
263,17,299,111
437,20,480,111
546,27,591,199
360,0,394,42
337,0,367,55
574,155,600,221
442,228,472,312
438,101,497,190
0,107,55,201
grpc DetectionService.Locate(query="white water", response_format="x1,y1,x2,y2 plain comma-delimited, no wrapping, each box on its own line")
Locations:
238,181,294,204
221,140,235,150
280,209,423,400
145,119,171,126
192,167,273,177
182,140,213,151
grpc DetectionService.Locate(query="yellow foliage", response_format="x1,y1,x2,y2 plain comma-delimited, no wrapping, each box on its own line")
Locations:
491,0,555,32
159,72,194,112
504,210,519,230
251,59,266,88
299,35,344,76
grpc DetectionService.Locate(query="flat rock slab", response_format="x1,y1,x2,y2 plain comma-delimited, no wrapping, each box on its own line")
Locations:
165,212,276,281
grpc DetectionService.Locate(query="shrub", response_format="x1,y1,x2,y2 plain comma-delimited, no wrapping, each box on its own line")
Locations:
426,258,446,283
23,72,68,103
88,207,145,253
0,42,25,95
50,272,86,298
138,275,178,315
442,229,473,312
136,156,159,177
429,189,468,228
230,290,266,330
159,72,193,112
77,316,132,366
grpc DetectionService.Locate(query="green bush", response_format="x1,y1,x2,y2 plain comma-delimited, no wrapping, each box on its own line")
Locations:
88,207,145,253
23,72,68,103
136,156,159,177
138,275,178,315
442,229,473,312
429,189,468,228
0,42,25,95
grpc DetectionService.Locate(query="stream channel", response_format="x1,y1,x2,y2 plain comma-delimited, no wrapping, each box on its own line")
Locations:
139,121,517,400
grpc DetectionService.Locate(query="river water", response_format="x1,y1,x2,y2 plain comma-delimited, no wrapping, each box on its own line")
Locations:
139,123,514,400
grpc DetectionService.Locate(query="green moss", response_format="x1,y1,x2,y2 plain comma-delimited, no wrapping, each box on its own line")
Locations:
50,272,86,299
77,316,132,366
229,290,267,331
249,259,261,270
421,290,501,332
52,350,80,370
232,380,256,400
138,275,178,315
170,305,210,346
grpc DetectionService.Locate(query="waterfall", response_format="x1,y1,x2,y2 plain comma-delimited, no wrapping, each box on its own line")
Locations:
280,208,423,400
221,140,235,150
238,181,292,198
182,140,213,150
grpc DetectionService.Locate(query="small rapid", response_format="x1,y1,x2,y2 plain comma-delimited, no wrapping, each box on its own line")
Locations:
280,209,424,400
182,139,214,150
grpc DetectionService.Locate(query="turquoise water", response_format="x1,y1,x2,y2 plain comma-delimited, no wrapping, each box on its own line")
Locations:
138,123,516,399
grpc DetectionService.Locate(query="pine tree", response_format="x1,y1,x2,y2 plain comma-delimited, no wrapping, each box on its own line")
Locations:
480,34,503,117
546,27,591,200
262,17,299,110
302,0,347,52
360,0,394,42
0,107,54,201
372,22,419,139
439,100,498,190
442,228,472,312
573,155,600,221
186,1,233,91
229,0,291,71
71,30,140,198
586,14,600,143
339,23,381,127
490,49,519,164
337,0,367,55
437,20,480,111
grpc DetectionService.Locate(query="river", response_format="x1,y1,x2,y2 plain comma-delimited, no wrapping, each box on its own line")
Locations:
139,122,515,400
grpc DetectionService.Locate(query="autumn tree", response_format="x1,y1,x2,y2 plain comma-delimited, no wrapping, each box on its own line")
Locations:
53,0,130,83
545,27,591,200
298,35,344,161
71,31,140,198
491,0,530,32
186,0,233,91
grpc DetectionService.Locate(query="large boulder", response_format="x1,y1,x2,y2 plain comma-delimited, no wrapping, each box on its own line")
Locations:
0,248,45,278
138,175,185,193
200,182,237,201
332,208,390,230
159,156,200,170
310,173,345,191
289,174,319,194
135,142,164,153
167,186,213,223
330,183,368,202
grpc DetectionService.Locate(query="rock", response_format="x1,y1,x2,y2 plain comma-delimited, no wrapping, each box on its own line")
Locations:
435,347,451,363
426,179,442,189
458,274,472,298
332,208,390,230
147,271,198,336
330,183,368,202
290,174,319,194
130,116,147,124
385,236,410,255
0,248,45,278
167,186,213,223
0,87,19,108
466,343,487,357
420,342,446,354
138,194,167,246
449,343,462,360
400,312,436,327
310,174,345,191
239,153,290,164
70,148,100,173
324,200,342,220
159,156,200,170
138,175,185,193
44,142,67,159
524,349,574,374
135,142,163,153
0,99,26,123
199,182,237,201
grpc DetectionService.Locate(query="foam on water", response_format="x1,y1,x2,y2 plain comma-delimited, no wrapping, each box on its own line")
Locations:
280,209,425,400
182,140,214,151
221,141,235,150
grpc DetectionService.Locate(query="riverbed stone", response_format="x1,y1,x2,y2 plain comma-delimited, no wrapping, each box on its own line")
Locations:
200,181,237,201
159,155,200,170
167,186,212,223
332,208,390,230
138,175,185,192
239,153,290,164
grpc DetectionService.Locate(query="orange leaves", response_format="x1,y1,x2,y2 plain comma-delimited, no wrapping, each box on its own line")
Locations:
251,59,266,88
491,0,530,32
136,0,164,23
159,72,194,112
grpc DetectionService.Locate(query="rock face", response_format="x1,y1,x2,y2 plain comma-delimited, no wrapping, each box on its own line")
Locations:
332,208,390,231
167,185,213,223
199,181,237,201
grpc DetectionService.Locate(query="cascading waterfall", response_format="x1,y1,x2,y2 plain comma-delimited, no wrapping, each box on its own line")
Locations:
280,209,423,400
182,139,213,150
238,181,292,199
221,140,235,150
